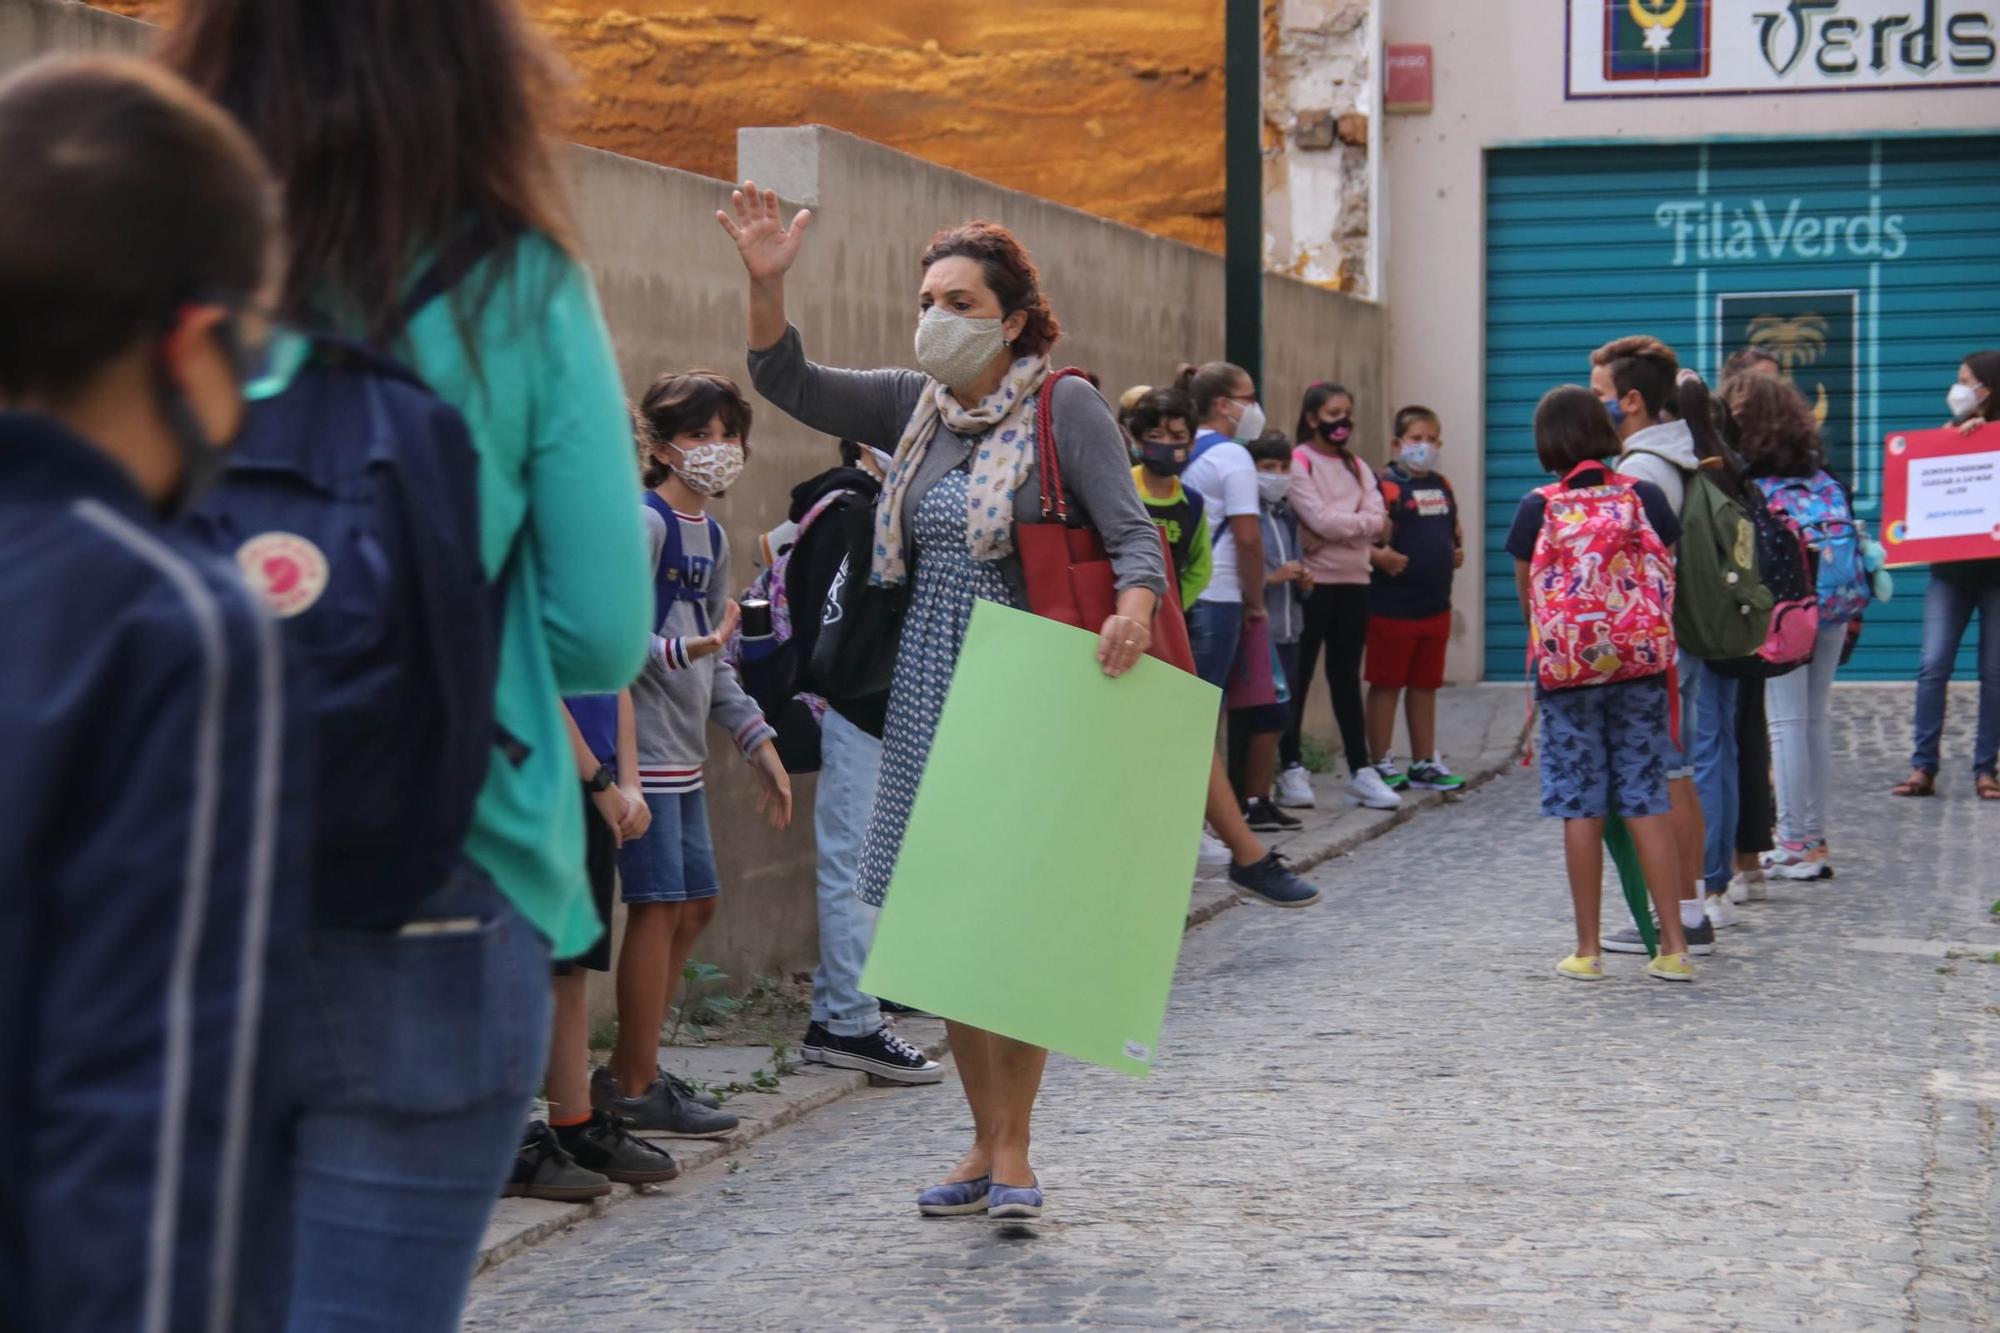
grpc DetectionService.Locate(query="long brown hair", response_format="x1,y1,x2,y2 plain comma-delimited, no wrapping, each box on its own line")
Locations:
162,0,573,348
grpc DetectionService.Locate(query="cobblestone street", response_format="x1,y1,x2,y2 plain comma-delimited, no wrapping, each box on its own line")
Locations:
463,686,1997,1331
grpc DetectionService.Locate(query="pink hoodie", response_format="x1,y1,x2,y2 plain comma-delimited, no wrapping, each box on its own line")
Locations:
1289,444,1389,585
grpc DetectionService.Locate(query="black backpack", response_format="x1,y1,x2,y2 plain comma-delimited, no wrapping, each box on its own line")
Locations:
1709,493,1817,681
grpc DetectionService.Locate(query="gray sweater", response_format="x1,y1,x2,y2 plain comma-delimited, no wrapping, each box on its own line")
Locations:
630,502,776,794
746,325,1168,605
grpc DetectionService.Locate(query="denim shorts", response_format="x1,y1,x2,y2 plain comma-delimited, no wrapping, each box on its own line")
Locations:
617,789,719,903
1537,677,1674,821
1188,598,1245,690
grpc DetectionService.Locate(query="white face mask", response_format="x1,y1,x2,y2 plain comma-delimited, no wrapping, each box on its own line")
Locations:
1947,382,1984,419
914,306,1007,388
1255,472,1290,506
1229,398,1267,443
669,439,746,496
1397,440,1439,473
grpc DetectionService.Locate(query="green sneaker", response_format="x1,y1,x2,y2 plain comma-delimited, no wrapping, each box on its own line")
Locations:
1372,757,1411,791
1408,757,1466,792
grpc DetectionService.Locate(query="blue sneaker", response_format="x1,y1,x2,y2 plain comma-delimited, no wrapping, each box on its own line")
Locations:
916,1176,990,1217
987,1180,1044,1220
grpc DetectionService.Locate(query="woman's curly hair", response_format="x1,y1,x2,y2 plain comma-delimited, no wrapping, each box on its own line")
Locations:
919,221,1061,358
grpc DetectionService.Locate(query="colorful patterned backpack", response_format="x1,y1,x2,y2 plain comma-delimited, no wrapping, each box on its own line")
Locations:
1753,470,1870,625
1528,463,1677,692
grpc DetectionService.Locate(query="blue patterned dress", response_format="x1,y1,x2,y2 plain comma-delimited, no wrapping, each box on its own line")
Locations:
854,466,1018,906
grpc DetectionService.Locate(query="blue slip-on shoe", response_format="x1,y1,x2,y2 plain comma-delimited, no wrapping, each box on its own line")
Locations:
917,1176,991,1217
987,1180,1044,1220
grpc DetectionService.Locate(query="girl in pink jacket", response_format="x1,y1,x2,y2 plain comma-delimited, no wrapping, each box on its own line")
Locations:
1286,381,1400,810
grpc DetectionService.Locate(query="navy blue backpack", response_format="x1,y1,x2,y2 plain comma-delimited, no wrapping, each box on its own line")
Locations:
185,250,507,926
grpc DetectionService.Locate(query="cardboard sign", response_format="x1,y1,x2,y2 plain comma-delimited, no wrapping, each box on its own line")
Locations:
859,600,1218,1076
1880,422,2000,567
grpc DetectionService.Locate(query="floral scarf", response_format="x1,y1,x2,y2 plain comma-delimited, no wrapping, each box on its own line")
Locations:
869,354,1051,587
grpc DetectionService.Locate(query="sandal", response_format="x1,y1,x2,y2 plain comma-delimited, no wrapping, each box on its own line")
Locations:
1891,770,1936,798
1977,773,2000,802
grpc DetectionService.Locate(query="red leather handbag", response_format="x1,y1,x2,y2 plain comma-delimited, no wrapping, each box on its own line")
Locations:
1014,368,1197,673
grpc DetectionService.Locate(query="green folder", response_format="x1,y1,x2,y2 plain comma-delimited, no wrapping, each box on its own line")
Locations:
859,600,1220,1075
1604,813,1658,957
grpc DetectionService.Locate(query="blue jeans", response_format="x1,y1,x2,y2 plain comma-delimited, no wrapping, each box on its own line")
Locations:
1188,598,1244,690
1689,658,1741,893
286,865,552,1332
813,708,885,1038
1911,575,2000,779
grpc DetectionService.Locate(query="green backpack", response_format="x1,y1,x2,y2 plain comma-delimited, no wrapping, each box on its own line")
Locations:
1647,456,1773,661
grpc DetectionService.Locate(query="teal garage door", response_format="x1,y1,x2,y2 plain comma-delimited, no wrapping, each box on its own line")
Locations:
1483,134,2000,680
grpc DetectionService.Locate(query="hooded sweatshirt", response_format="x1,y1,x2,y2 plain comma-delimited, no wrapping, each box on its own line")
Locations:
1615,419,1700,517
1289,442,1389,585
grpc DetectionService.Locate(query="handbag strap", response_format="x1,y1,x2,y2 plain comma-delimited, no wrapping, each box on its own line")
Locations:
1035,367,1095,525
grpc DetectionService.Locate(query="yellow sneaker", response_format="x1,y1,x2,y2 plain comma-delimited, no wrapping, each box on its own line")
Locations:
1647,952,1695,983
1556,953,1604,981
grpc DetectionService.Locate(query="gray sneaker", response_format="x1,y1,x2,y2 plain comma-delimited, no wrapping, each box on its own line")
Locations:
1601,921,1715,957
590,1066,739,1139
663,1068,721,1110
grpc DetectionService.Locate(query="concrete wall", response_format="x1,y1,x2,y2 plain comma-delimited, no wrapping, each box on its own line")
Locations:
2,0,1388,999
1380,0,2000,682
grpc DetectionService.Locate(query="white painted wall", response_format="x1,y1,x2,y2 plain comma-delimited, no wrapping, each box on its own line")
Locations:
1380,0,2000,681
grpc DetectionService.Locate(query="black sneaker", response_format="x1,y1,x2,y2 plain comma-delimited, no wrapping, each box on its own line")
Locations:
504,1122,612,1202
817,1025,945,1085
590,1066,740,1138
1227,852,1321,909
801,1021,830,1064
663,1068,721,1110
555,1110,680,1185
1244,799,1303,832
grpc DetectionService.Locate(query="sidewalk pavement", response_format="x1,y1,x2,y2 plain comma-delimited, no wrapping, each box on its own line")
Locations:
477,682,1532,1273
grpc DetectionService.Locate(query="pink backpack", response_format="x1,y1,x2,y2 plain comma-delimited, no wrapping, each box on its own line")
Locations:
1528,464,1677,692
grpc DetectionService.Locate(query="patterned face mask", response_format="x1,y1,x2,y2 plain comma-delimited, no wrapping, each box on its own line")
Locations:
669,439,746,496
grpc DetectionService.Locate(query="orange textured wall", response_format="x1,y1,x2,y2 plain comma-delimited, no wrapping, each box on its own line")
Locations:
90,0,1228,252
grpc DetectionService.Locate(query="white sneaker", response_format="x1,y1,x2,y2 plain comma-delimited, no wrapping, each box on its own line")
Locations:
1345,766,1403,811
1703,893,1741,929
1275,764,1317,809
1725,870,1767,903
1197,828,1231,874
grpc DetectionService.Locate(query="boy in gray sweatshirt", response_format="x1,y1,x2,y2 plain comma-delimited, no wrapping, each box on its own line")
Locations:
595,374,793,1138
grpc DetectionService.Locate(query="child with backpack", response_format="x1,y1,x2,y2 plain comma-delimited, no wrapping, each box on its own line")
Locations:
595,372,794,1135
1364,405,1467,793
1724,374,1871,881
1126,386,1214,609
1507,386,1694,983
1227,431,1311,828
0,56,301,1332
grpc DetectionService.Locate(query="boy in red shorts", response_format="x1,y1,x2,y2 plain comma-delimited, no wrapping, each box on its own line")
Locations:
1365,405,1466,791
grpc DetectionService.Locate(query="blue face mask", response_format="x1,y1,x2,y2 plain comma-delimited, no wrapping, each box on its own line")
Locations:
1601,394,1626,426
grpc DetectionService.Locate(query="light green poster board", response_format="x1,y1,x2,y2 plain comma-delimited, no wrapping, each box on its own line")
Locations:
859,600,1219,1076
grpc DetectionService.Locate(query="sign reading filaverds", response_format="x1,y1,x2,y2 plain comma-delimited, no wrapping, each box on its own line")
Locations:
1567,0,1999,98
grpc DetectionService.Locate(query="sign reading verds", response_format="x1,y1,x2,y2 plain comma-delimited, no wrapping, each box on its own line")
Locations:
1567,0,1999,97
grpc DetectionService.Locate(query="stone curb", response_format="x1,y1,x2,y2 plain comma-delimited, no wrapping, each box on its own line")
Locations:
476,704,1533,1274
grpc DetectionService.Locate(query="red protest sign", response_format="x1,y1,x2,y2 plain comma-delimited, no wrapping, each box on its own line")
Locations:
1880,422,2000,568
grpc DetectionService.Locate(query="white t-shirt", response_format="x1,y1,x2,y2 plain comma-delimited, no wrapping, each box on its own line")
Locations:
1181,429,1260,604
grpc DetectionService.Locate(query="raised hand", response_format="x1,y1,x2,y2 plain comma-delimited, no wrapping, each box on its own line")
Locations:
716,180,813,283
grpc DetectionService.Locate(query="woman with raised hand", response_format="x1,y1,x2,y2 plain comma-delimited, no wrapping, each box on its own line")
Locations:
721,183,1166,1220
166,2,652,1326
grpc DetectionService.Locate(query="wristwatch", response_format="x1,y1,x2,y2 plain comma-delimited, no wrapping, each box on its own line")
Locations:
585,764,616,794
